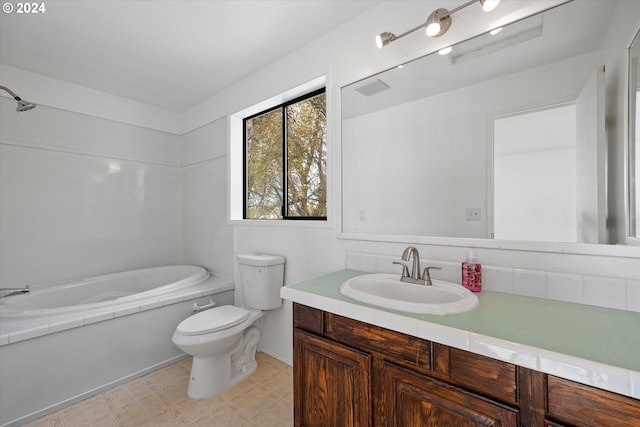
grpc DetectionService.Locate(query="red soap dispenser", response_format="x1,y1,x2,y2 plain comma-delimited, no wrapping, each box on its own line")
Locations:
462,250,482,292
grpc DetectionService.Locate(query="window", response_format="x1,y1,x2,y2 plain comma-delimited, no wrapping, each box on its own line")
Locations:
243,88,326,220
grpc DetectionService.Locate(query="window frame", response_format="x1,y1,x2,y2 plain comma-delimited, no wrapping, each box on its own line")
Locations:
242,87,327,221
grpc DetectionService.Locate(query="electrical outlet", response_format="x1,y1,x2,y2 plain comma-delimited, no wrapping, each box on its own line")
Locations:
465,208,481,221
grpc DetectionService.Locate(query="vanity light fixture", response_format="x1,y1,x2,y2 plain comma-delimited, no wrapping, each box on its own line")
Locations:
426,8,451,37
376,0,500,48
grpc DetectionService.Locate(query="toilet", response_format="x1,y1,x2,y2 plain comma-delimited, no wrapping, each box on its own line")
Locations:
172,254,285,399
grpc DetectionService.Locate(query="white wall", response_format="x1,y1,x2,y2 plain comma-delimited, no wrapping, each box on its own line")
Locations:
0,99,238,287
0,64,182,134
494,104,577,242
180,118,234,279
343,90,488,238
0,98,182,286
495,147,576,241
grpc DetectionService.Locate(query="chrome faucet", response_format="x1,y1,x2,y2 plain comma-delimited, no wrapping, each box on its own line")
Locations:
394,246,442,285
402,246,421,281
0,286,30,298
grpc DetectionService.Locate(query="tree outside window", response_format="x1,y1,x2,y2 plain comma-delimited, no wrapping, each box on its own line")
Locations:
244,89,326,220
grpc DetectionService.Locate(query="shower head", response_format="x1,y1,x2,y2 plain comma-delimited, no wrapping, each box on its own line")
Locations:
0,85,36,112
16,98,36,112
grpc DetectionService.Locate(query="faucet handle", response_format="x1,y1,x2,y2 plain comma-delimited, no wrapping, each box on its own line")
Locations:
392,261,410,278
421,266,442,286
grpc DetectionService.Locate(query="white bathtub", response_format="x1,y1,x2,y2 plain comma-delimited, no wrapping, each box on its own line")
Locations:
0,265,234,427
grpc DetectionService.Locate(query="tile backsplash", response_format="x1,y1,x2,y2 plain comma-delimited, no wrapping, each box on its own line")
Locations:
346,251,640,312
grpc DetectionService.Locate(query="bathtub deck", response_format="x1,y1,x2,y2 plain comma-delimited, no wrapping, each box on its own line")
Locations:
24,352,293,427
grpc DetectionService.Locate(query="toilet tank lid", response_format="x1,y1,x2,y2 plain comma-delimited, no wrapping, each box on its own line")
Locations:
237,254,284,266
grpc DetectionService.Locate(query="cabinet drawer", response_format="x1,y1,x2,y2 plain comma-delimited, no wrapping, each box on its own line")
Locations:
293,303,324,334
450,348,517,404
547,375,640,427
325,312,431,375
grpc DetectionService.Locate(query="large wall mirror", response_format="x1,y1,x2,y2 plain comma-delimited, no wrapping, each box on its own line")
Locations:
342,0,634,248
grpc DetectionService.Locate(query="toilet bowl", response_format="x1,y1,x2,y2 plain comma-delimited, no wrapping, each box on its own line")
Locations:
172,305,265,398
172,254,285,398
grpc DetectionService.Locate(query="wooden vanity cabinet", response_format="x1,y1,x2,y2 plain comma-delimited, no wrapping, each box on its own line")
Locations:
292,303,640,427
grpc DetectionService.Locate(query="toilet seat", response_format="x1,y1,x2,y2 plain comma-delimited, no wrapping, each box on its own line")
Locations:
176,305,250,336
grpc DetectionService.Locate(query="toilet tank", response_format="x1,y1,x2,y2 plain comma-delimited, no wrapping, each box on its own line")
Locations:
237,254,285,310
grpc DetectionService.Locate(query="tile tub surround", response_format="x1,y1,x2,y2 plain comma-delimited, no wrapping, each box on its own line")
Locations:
281,269,640,399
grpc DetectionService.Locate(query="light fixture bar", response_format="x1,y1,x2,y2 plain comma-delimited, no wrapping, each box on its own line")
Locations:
394,22,429,40
447,0,479,16
376,21,431,48
375,0,500,48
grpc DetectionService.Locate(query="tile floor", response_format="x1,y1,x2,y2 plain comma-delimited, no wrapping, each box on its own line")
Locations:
24,352,293,427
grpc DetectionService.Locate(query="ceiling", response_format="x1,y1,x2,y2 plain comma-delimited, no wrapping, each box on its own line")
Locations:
0,0,379,112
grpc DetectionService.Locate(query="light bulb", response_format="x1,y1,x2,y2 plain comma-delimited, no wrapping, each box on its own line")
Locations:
375,32,395,49
375,34,384,49
438,46,452,55
481,0,500,12
425,9,451,38
426,22,441,37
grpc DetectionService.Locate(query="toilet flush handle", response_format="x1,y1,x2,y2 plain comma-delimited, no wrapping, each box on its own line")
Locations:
192,299,216,312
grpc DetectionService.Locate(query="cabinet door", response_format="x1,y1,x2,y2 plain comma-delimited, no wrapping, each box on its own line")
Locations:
293,330,371,427
547,375,640,427
379,361,518,427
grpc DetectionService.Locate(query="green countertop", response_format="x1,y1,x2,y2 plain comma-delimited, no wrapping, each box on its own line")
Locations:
285,269,640,373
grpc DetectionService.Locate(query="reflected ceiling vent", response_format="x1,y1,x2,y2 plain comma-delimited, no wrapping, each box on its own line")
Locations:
355,79,390,96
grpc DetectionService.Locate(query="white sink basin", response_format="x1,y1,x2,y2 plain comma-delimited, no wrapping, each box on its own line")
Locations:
340,273,478,315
